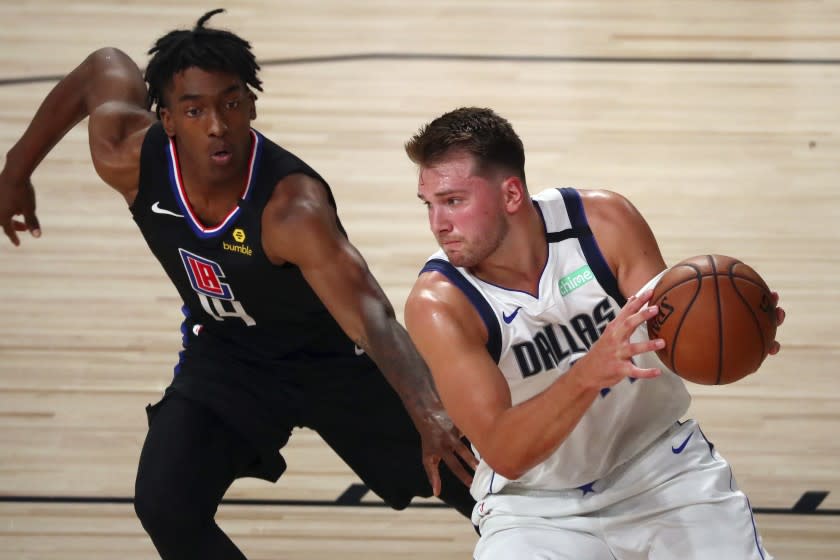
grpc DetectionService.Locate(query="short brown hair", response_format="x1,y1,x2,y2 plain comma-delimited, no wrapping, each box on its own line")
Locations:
405,107,526,185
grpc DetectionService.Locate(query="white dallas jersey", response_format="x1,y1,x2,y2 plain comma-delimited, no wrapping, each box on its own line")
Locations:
421,188,691,500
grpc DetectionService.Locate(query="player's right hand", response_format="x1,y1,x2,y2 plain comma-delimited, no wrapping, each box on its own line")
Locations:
571,289,663,390
412,406,477,495
0,169,41,246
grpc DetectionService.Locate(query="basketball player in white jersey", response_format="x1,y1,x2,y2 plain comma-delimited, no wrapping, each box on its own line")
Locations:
403,107,785,559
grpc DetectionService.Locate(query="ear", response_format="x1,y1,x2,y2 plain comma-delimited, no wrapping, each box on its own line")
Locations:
160,107,176,137
501,176,527,213
249,91,257,120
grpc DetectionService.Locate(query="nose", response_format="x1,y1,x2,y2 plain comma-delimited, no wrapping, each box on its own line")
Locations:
207,109,228,137
428,205,452,235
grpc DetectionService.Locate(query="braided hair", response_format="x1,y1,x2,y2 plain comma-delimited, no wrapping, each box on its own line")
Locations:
145,9,262,117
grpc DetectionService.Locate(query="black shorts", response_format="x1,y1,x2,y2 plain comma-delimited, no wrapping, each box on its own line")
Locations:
149,332,473,512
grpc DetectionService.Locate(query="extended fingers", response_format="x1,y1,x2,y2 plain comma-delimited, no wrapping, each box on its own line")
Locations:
456,441,479,470
441,453,474,488
623,289,654,314
3,221,20,246
615,337,664,362
616,301,659,340
628,365,662,379
422,456,442,497
23,212,41,238
769,291,784,355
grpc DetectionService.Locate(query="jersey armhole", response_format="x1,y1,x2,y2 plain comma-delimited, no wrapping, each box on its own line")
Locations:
129,122,165,215
558,188,627,307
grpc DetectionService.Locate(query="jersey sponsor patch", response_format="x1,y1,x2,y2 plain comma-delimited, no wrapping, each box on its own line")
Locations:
178,248,234,299
558,264,595,296
222,228,253,256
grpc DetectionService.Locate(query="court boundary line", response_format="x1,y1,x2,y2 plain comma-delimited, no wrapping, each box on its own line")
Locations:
0,489,835,516
1,52,838,87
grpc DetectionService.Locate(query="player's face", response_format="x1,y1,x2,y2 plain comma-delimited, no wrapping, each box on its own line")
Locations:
417,151,509,268
160,67,256,186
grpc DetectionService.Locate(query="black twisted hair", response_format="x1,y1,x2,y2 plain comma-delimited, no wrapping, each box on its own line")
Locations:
145,9,262,117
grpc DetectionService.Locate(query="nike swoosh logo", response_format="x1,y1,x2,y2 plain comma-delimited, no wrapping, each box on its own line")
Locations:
671,431,694,454
502,306,522,324
151,201,184,218
354,345,365,356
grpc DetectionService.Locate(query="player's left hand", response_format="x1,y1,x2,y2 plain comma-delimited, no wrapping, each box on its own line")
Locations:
413,408,477,495
769,291,785,356
0,168,41,246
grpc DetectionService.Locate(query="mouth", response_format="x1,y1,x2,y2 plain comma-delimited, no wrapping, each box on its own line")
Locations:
210,148,233,165
440,239,463,251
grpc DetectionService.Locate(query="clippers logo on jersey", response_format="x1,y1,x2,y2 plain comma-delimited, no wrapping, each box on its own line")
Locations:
179,248,234,300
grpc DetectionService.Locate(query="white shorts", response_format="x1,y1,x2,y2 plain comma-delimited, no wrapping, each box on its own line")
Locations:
471,420,772,560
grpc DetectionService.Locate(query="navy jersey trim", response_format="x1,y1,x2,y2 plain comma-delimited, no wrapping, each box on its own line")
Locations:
420,259,502,363
557,188,626,307
545,226,592,243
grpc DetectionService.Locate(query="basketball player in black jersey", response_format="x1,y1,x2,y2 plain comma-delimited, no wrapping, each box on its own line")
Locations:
0,9,476,559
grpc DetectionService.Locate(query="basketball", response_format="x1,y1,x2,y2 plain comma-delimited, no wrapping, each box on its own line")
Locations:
646,254,777,385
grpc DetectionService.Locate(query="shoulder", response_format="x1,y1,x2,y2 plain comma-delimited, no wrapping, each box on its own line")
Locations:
406,269,488,343
578,188,666,296
261,172,343,265
88,104,156,200
264,172,333,224
578,188,641,226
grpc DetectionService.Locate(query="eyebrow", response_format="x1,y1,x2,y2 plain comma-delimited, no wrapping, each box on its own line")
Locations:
417,188,464,201
177,84,242,103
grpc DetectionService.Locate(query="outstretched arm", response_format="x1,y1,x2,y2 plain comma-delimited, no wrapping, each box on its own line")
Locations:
0,47,155,245
261,173,477,494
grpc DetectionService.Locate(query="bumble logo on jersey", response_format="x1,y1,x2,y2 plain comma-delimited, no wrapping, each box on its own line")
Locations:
512,298,615,378
223,227,253,256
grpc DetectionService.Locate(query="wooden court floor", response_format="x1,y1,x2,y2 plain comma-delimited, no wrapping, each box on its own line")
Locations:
1,1,838,558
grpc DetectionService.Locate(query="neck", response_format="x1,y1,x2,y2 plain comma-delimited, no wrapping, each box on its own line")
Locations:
177,159,249,227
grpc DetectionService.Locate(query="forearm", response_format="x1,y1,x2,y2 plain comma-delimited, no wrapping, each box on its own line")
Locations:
361,311,444,417
478,371,599,479
4,48,139,181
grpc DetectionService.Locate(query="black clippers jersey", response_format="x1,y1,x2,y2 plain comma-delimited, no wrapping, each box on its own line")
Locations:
131,123,353,361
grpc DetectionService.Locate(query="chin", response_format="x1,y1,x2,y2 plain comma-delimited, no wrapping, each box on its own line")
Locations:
445,251,476,268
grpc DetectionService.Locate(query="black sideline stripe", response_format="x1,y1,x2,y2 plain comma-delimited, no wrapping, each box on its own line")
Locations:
792,490,829,513
335,483,370,505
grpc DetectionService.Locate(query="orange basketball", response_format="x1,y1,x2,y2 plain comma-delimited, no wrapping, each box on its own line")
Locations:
646,254,777,385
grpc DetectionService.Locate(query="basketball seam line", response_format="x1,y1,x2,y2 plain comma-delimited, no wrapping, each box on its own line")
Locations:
712,256,724,385
728,262,768,372
667,263,703,376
